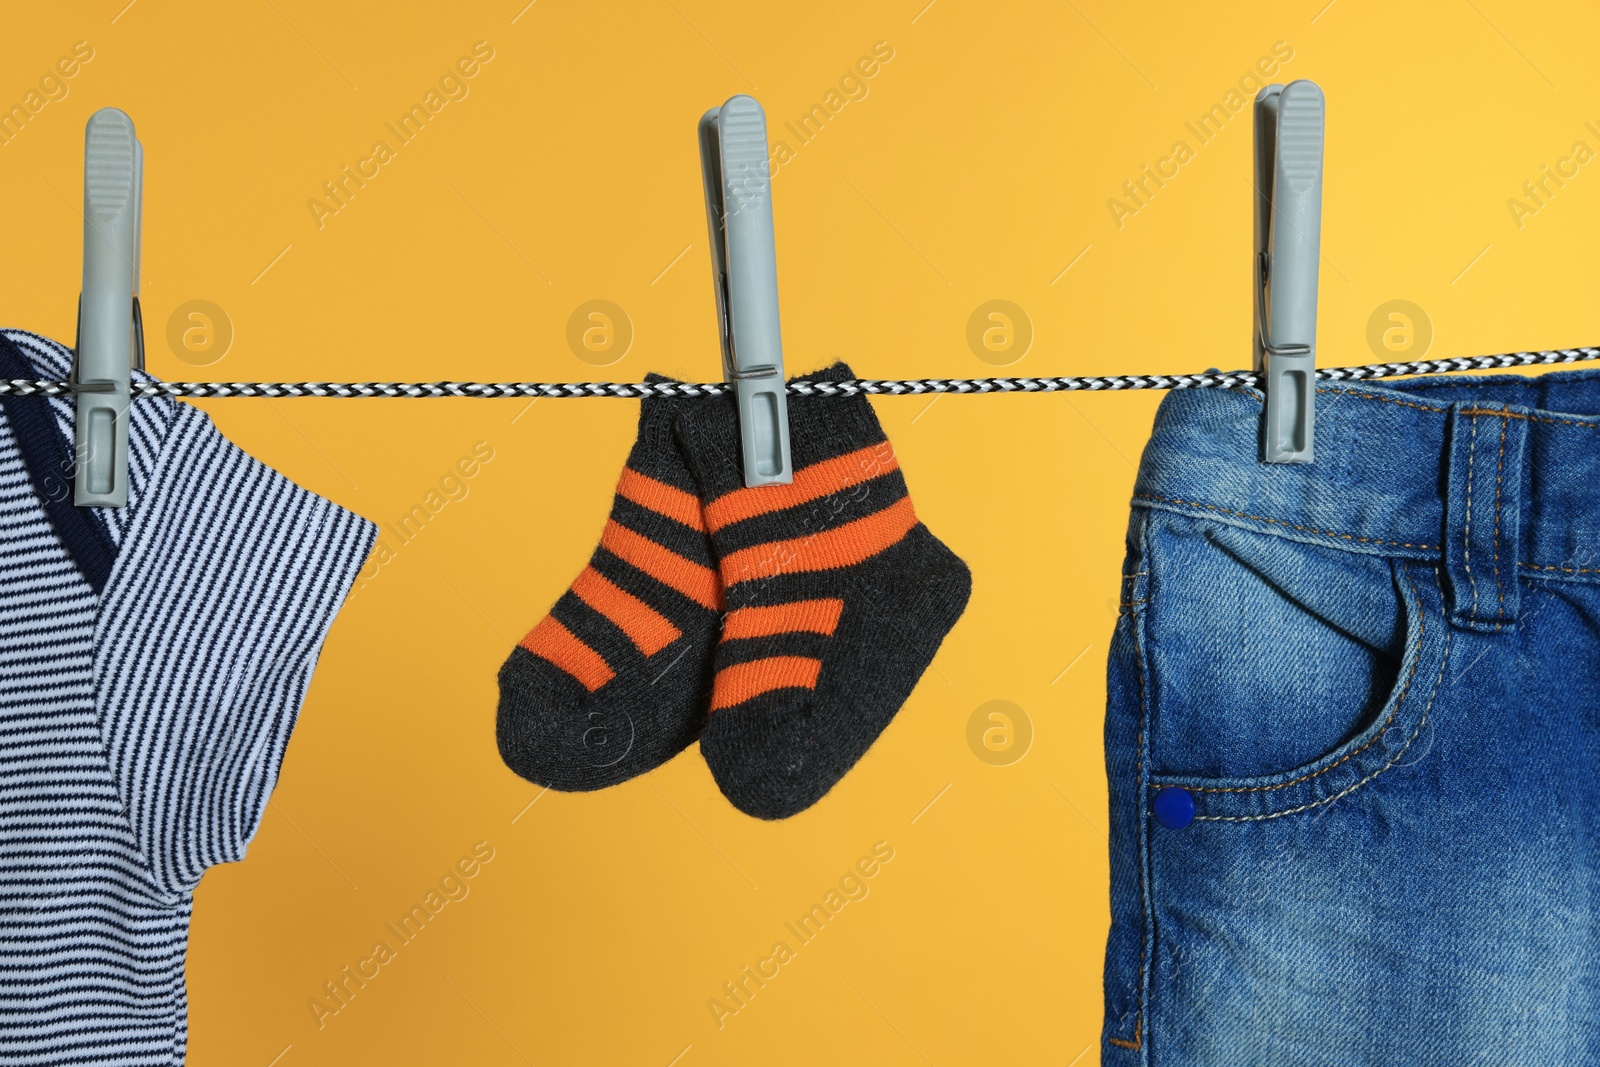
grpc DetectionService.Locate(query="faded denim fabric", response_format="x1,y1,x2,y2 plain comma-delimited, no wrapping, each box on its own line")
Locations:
1103,370,1600,1065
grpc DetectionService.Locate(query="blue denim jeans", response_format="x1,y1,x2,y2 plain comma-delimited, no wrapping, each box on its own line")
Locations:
1103,371,1600,1065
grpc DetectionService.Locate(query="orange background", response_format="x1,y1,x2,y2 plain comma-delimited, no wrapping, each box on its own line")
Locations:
2,2,1596,1064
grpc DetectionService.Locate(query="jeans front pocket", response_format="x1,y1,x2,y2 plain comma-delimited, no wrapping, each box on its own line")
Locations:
1141,513,1452,823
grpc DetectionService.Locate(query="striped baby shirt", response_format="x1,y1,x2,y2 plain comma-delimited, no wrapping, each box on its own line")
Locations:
0,330,375,1064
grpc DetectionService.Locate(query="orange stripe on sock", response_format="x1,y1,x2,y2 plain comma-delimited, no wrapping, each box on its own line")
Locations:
719,496,917,587
704,442,899,532
520,616,615,692
616,468,705,531
600,520,722,610
711,656,822,711
571,565,683,655
723,598,844,640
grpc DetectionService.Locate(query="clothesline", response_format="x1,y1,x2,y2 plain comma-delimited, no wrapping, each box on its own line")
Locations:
2,347,1598,399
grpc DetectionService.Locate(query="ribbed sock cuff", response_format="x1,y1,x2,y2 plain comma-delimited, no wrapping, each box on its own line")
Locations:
676,362,886,497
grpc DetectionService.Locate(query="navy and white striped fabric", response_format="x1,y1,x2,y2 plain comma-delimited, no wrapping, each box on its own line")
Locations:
0,330,375,1064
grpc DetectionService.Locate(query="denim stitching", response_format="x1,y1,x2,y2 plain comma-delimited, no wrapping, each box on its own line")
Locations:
1173,567,1427,796
1192,631,1447,821
1492,414,1508,624
1523,562,1600,574
1118,567,1146,615
1459,406,1600,428
1110,547,1153,1052
1464,415,1481,619
1108,1020,1141,1052
1223,390,1592,580
1317,388,1448,413
1133,493,1438,551
1192,571,1450,822
1320,390,1600,431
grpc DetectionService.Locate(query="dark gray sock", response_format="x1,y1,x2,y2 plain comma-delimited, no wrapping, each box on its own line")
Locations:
674,363,971,818
497,382,719,790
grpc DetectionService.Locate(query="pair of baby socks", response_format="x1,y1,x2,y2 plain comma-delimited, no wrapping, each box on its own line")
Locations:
495,364,970,819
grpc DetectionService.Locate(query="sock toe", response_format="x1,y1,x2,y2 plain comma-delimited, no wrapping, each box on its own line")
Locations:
497,640,709,791
699,700,838,819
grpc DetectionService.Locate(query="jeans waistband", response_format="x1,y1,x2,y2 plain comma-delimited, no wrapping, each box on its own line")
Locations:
1132,367,1600,631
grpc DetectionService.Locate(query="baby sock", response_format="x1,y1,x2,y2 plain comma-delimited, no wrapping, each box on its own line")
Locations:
674,363,971,819
497,381,720,790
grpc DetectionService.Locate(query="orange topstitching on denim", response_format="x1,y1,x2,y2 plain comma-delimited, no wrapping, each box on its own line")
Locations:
1318,388,1600,430
1457,405,1600,428
1109,555,1151,1053
1524,562,1600,574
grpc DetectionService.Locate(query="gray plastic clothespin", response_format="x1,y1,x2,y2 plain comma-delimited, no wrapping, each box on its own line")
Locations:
74,108,143,506
1253,80,1324,464
699,95,792,487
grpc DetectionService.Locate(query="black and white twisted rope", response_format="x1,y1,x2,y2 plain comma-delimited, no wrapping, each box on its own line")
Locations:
2,346,1597,399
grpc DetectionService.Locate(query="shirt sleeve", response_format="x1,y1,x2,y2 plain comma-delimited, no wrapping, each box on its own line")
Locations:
93,401,376,896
